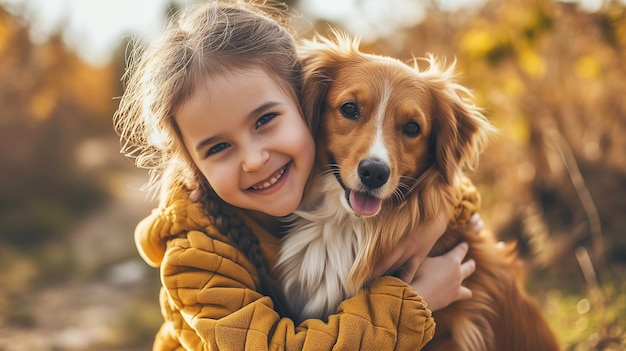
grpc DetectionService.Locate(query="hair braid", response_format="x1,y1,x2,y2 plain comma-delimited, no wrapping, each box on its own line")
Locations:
198,181,292,318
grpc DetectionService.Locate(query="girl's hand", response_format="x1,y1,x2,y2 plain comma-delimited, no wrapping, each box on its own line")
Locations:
411,242,475,312
370,212,447,282
370,212,484,283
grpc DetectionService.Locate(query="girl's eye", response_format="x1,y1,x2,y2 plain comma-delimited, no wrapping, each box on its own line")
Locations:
339,102,359,120
403,121,421,137
256,113,277,128
207,142,230,157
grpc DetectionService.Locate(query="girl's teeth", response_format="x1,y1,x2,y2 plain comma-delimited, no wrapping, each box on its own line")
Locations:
252,166,285,190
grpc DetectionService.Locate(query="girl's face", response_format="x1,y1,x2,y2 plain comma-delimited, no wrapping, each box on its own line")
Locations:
176,68,315,217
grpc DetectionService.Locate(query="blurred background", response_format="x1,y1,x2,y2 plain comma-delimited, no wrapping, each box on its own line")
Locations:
0,0,625,350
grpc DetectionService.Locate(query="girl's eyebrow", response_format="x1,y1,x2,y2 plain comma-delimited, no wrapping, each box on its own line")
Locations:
194,101,281,152
247,101,280,121
195,135,219,153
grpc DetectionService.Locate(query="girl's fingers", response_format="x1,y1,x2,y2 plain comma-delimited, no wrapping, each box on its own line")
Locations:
458,258,475,302
448,241,470,263
461,258,476,279
458,286,473,300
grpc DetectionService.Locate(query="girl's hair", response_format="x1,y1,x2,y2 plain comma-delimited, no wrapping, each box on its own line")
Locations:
113,0,301,317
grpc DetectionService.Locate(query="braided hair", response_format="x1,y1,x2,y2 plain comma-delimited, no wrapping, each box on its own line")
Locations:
197,180,293,318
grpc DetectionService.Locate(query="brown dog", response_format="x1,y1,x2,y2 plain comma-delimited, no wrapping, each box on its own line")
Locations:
275,31,559,351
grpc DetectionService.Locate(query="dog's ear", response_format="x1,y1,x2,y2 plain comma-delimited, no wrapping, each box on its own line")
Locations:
429,78,495,184
298,30,361,136
299,47,333,136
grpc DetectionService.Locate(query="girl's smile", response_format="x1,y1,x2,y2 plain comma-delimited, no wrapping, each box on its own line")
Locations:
250,163,289,191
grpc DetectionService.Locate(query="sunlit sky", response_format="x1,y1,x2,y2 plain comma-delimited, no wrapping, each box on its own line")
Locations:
2,0,609,66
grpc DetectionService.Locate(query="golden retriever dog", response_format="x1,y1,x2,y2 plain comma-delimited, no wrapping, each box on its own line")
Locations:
274,31,559,351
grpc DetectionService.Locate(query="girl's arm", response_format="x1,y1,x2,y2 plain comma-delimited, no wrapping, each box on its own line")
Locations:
158,231,434,350
140,185,435,350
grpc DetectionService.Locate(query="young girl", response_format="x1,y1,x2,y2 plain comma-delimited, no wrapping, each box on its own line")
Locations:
114,1,478,349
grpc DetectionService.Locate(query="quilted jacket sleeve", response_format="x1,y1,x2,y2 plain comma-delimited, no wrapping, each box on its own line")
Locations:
154,230,434,350
135,183,435,350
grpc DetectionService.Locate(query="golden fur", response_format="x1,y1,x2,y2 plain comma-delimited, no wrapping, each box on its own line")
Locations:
289,31,560,350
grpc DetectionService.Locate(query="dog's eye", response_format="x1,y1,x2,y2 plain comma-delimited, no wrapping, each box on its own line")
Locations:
403,121,421,137
339,102,359,120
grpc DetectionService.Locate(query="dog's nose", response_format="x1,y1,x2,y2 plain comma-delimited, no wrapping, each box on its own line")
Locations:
358,159,390,189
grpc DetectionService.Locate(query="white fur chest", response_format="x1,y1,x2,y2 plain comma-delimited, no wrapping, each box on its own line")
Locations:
275,174,370,322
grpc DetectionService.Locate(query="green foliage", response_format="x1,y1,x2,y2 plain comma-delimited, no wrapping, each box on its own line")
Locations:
546,282,626,350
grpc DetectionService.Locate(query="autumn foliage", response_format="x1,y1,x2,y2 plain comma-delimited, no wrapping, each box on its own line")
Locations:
0,6,117,247
0,0,625,349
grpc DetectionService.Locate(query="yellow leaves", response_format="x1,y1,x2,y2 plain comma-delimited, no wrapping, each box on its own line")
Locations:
518,46,546,77
507,115,531,144
0,18,11,55
502,2,536,30
502,72,525,97
459,24,548,76
0,8,16,55
460,28,498,58
575,55,602,80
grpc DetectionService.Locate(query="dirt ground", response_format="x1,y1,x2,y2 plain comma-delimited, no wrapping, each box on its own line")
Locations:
0,171,160,351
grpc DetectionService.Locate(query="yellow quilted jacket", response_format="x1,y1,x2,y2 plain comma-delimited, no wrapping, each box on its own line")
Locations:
135,182,435,350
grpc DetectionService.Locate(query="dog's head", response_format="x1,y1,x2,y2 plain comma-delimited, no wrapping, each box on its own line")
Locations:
300,31,494,219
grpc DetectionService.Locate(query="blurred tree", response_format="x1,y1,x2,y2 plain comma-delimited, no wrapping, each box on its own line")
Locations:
0,5,114,249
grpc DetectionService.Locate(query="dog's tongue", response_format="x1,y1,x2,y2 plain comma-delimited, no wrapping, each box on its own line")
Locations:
349,191,382,217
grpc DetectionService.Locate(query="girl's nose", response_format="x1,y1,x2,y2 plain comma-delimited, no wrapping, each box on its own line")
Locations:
242,148,270,172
